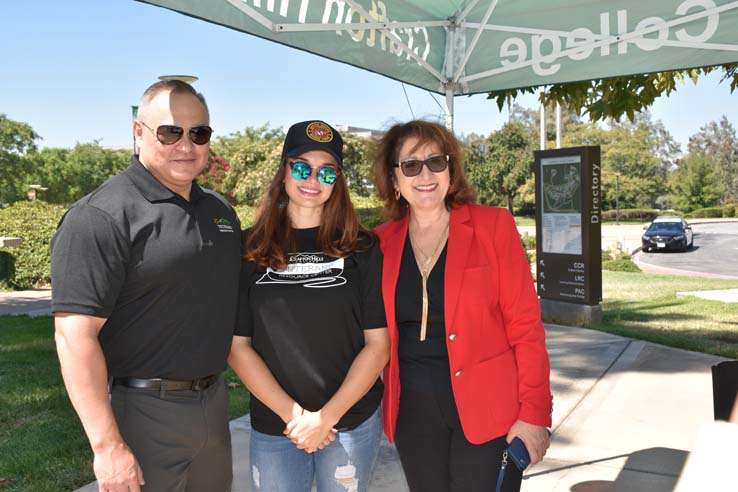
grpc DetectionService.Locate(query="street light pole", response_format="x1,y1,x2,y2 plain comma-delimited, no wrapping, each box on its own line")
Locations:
615,172,621,225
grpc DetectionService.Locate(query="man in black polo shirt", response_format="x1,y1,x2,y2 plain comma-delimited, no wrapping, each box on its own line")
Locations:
52,80,240,492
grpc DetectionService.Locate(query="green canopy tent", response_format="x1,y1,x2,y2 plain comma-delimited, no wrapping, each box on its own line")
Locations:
136,0,738,129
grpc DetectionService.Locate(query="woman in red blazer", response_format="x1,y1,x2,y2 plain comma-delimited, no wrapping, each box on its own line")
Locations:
372,120,552,492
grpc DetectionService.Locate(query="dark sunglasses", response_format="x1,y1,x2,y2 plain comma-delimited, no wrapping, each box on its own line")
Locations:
393,154,449,177
140,121,213,145
288,161,339,186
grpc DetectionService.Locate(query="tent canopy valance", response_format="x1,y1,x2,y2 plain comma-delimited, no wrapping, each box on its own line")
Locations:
136,0,738,126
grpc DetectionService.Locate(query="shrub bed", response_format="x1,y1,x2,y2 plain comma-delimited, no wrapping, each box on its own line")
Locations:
601,209,667,221
601,248,640,272
0,201,67,289
232,205,257,229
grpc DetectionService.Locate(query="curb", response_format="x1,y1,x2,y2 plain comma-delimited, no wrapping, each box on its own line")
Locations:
632,252,738,280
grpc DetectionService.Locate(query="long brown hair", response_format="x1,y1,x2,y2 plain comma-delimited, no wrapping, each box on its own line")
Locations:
245,158,373,271
372,120,476,220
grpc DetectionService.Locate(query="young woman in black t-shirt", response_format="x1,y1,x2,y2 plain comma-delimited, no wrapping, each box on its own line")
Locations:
228,120,389,492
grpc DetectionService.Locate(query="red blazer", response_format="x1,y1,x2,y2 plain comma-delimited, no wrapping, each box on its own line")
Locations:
376,204,552,444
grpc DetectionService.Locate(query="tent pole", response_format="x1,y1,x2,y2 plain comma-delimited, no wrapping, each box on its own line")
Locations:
539,93,546,150
556,102,562,149
445,86,454,131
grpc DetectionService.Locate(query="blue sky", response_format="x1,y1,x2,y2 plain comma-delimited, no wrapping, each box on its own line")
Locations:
2,0,737,152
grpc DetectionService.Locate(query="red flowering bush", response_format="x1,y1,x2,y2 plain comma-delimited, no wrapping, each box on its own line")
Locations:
198,150,233,201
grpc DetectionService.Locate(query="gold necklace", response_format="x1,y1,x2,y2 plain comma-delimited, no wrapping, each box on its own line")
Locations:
410,220,449,341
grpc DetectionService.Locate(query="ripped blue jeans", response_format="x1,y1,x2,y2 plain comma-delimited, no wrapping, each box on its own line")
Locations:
249,407,382,492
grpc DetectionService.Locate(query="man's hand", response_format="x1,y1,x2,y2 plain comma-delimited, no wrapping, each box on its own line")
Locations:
506,419,550,465
56,314,145,489
284,411,337,453
93,442,145,492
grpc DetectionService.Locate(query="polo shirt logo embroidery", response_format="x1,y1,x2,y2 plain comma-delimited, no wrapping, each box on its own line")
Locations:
213,218,234,233
256,252,346,288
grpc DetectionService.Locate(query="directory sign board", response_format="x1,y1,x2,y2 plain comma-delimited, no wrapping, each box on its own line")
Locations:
535,147,601,305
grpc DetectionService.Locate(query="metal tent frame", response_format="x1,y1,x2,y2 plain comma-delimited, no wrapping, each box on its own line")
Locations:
216,0,738,129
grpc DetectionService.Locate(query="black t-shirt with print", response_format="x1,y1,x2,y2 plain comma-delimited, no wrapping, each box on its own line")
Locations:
236,227,387,436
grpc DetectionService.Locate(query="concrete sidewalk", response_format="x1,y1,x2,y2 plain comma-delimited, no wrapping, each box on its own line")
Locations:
525,325,725,491
68,324,727,492
0,288,51,316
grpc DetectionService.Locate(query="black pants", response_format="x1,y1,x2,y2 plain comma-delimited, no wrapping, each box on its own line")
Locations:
394,387,522,492
110,376,232,492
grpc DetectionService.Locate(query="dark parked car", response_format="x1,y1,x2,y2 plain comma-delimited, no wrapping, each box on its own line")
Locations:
642,216,693,252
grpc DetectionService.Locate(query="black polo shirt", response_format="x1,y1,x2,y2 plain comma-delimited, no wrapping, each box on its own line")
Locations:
51,156,241,380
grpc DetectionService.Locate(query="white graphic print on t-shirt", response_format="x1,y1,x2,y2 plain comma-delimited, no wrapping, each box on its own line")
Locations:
255,252,347,288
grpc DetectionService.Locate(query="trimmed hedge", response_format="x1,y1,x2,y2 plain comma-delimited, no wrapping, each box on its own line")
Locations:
722,204,736,218
686,207,724,219
0,201,66,289
602,257,641,272
601,209,669,221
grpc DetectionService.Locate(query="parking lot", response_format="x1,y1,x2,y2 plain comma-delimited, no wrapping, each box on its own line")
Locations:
636,221,738,279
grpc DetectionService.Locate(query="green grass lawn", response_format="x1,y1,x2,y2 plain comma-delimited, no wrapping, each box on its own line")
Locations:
2,271,737,491
597,271,738,358
514,216,536,227
0,316,249,492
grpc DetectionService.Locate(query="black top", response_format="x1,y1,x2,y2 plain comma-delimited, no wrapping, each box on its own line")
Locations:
395,234,451,392
51,156,241,380
236,227,386,435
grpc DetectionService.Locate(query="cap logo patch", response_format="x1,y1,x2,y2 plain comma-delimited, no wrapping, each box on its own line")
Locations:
306,122,333,143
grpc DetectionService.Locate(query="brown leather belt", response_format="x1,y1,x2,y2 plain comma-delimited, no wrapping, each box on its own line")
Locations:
112,375,217,391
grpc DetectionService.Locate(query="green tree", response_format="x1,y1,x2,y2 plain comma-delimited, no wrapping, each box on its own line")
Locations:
488,65,738,122
342,133,373,197
463,133,501,206
612,111,681,181
468,122,534,214
564,121,664,210
670,152,724,211
25,142,129,204
688,116,738,202
0,114,40,204
211,125,284,205
609,111,680,208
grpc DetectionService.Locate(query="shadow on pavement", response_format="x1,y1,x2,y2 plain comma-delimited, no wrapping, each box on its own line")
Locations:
565,447,688,492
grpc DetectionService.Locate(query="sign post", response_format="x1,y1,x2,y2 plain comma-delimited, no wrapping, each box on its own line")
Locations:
535,146,602,325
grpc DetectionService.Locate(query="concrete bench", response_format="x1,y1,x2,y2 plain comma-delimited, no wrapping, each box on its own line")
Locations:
0,237,22,247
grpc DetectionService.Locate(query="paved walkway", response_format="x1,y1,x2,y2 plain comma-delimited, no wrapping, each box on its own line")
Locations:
0,288,51,316
676,288,738,303
65,324,727,492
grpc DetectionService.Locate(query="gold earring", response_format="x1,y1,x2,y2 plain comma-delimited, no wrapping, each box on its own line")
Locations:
394,189,401,201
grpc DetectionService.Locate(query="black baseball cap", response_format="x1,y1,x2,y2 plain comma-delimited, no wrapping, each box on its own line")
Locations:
282,120,344,167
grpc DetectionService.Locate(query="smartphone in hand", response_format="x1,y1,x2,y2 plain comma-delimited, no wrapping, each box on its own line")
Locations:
506,437,531,471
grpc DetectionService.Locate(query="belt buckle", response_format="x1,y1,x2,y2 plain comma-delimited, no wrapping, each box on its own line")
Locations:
191,376,213,391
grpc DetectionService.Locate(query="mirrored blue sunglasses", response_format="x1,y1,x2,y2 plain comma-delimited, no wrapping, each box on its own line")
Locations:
288,161,339,186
